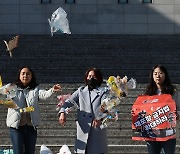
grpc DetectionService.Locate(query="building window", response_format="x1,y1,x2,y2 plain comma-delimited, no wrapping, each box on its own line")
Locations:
65,0,75,3
41,0,51,3
143,0,153,3
118,0,128,3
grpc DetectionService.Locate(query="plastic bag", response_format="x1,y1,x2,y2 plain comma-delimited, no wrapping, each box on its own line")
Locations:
0,149,14,154
48,7,71,36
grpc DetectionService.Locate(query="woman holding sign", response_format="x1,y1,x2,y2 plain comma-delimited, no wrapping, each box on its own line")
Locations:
144,65,180,154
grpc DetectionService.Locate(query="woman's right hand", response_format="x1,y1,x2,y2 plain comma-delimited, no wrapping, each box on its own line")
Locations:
59,112,66,126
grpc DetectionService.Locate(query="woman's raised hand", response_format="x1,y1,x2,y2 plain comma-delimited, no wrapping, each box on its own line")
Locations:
53,84,61,92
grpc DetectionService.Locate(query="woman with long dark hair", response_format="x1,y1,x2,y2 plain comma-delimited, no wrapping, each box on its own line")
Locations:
145,65,180,154
0,66,61,154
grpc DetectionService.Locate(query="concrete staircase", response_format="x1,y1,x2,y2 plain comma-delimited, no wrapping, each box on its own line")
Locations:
0,83,180,154
0,34,180,153
0,34,180,84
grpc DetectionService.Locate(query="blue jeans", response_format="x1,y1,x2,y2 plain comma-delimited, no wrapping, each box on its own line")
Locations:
147,139,176,154
9,125,37,154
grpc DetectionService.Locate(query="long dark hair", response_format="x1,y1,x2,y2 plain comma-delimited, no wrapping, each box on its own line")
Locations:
84,68,103,87
15,66,38,89
145,65,175,96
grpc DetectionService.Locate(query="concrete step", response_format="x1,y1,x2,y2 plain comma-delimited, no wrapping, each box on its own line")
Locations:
0,83,180,153
1,34,180,83
0,144,179,154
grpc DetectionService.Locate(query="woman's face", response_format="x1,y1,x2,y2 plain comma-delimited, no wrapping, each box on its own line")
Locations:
87,70,97,80
19,68,32,86
153,67,165,87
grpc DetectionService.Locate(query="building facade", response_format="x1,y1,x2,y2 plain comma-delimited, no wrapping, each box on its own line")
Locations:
0,0,180,34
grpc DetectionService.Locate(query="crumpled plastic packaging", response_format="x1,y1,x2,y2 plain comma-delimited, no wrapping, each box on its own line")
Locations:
48,7,71,36
57,145,71,154
40,144,53,154
96,75,136,128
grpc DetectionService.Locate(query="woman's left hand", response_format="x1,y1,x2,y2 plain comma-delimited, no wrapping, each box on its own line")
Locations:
53,84,61,92
92,119,101,128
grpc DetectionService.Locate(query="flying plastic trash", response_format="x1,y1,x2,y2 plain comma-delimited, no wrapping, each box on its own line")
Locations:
96,75,136,128
48,7,71,36
3,35,19,58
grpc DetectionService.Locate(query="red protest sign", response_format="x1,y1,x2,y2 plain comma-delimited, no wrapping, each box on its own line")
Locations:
132,94,176,141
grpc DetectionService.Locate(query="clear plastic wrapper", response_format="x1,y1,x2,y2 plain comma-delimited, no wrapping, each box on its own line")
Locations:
57,144,72,154
0,84,34,112
5,84,17,99
48,7,71,36
40,144,53,154
0,84,18,108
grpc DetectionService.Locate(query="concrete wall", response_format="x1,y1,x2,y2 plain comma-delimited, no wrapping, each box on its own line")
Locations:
0,0,180,34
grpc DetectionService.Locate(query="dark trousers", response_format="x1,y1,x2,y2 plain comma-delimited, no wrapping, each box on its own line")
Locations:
9,125,37,154
147,139,176,154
